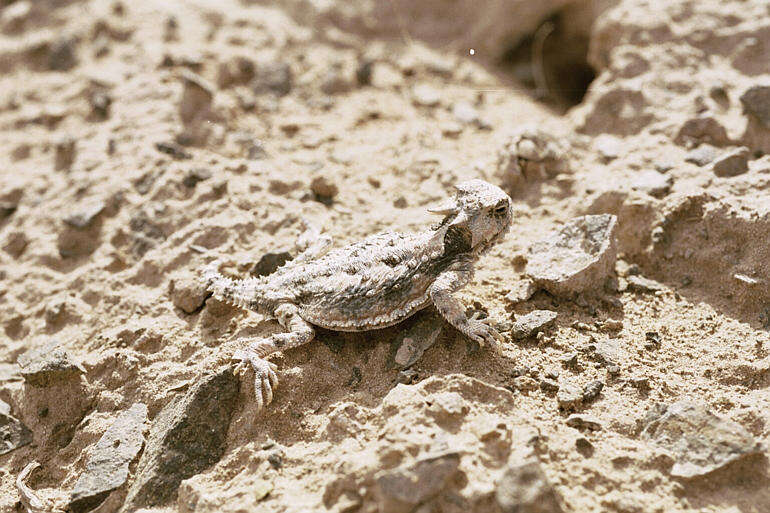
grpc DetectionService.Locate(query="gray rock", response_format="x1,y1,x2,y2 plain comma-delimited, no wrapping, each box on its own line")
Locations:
630,170,672,198
64,200,106,229
0,409,32,456
253,61,292,96
18,340,85,387
391,310,445,369
712,147,750,177
641,401,764,478
120,369,239,512
626,275,665,293
179,71,214,125
374,451,460,512
740,85,770,128
581,380,604,403
48,37,78,71
251,251,293,277
526,215,617,297
566,413,602,431
155,141,192,160
182,168,212,188
684,145,718,166
590,338,621,369
504,279,536,304
511,310,557,340
69,404,148,513
496,460,565,513
557,383,582,411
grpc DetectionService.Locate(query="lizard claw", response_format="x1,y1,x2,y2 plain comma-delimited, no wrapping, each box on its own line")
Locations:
232,349,279,411
467,318,503,349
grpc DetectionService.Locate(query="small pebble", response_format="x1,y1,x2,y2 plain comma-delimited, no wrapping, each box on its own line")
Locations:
582,380,604,403
712,147,750,177
565,413,602,431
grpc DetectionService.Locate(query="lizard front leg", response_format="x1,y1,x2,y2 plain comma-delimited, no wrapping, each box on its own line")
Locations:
430,264,503,348
233,303,314,411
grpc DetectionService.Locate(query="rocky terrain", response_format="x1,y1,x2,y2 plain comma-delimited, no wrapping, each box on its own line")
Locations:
1,0,769,512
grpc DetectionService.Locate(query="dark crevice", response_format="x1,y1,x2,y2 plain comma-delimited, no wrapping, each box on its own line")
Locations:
499,10,596,113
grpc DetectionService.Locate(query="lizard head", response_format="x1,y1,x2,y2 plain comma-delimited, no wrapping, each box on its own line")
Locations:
428,179,512,253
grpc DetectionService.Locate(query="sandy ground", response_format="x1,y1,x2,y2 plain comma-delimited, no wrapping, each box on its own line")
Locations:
1,0,769,512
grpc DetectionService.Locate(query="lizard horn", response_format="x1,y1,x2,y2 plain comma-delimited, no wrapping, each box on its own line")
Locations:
427,198,459,215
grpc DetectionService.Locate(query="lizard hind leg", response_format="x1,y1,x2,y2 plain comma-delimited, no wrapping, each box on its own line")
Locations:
232,303,315,411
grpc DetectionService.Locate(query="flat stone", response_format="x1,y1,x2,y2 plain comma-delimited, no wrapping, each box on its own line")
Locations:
69,404,148,513
0,410,32,456
641,401,763,478
511,310,557,340
526,215,617,297
565,413,602,431
626,275,665,293
120,369,239,512
374,452,460,512
504,279,536,304
675,116,730,146
684,145,718,166
391,310,445,369
712,147,750,177
590,338,622,368
496,460,565,513
18,340,85,387
740,85,770,128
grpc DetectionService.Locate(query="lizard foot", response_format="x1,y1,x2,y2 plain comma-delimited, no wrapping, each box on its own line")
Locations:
466,311,504,350
232,349,279,411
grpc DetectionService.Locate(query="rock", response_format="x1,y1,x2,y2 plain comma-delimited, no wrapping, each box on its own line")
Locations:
575,437,594,457
630,170,672,198
511,310,557,340
69,404,148,513
557,383,582,411
684,145,718,166
63,200,106,229
412,84,440,107
675,116,730,146
169,273,209,314
55,137,77,170
391,311,445,369
739,85,770,128
321,65,354,95
539,379,559,393
581,380,604,403
18,340,85,387
1,1,31,33
526,215,617,297
310,173,339,202
4,230,29,257
48,38,78,71
626,275,665,293
712,147,750,177
566,413,602,431
641,401,763,478
216,55,255,89
120,369,239,512
0,409,32,456
356,59,373,86
182,168,212,188
504,279,536,304
252,61,292,96
156,141,192,160
440,120,463,138
88,90,112,120
496,127,568,190
374,452,460,513
177,473,273,513
179,71,214,125
588,338,621,369
496,460,565,513
251,251,293,277
594,134,622,161
513,376,539,393
452,101,479,125
560,352,578,368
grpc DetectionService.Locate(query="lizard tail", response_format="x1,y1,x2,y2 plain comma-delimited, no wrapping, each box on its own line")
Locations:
201,260,271,312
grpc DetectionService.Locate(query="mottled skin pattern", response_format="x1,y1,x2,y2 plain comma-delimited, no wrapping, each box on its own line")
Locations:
203,180,513,410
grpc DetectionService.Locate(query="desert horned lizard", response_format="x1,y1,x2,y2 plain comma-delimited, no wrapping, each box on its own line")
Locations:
203,179,513,410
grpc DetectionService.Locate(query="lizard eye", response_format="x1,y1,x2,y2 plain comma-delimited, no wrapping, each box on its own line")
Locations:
493,204,508,215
